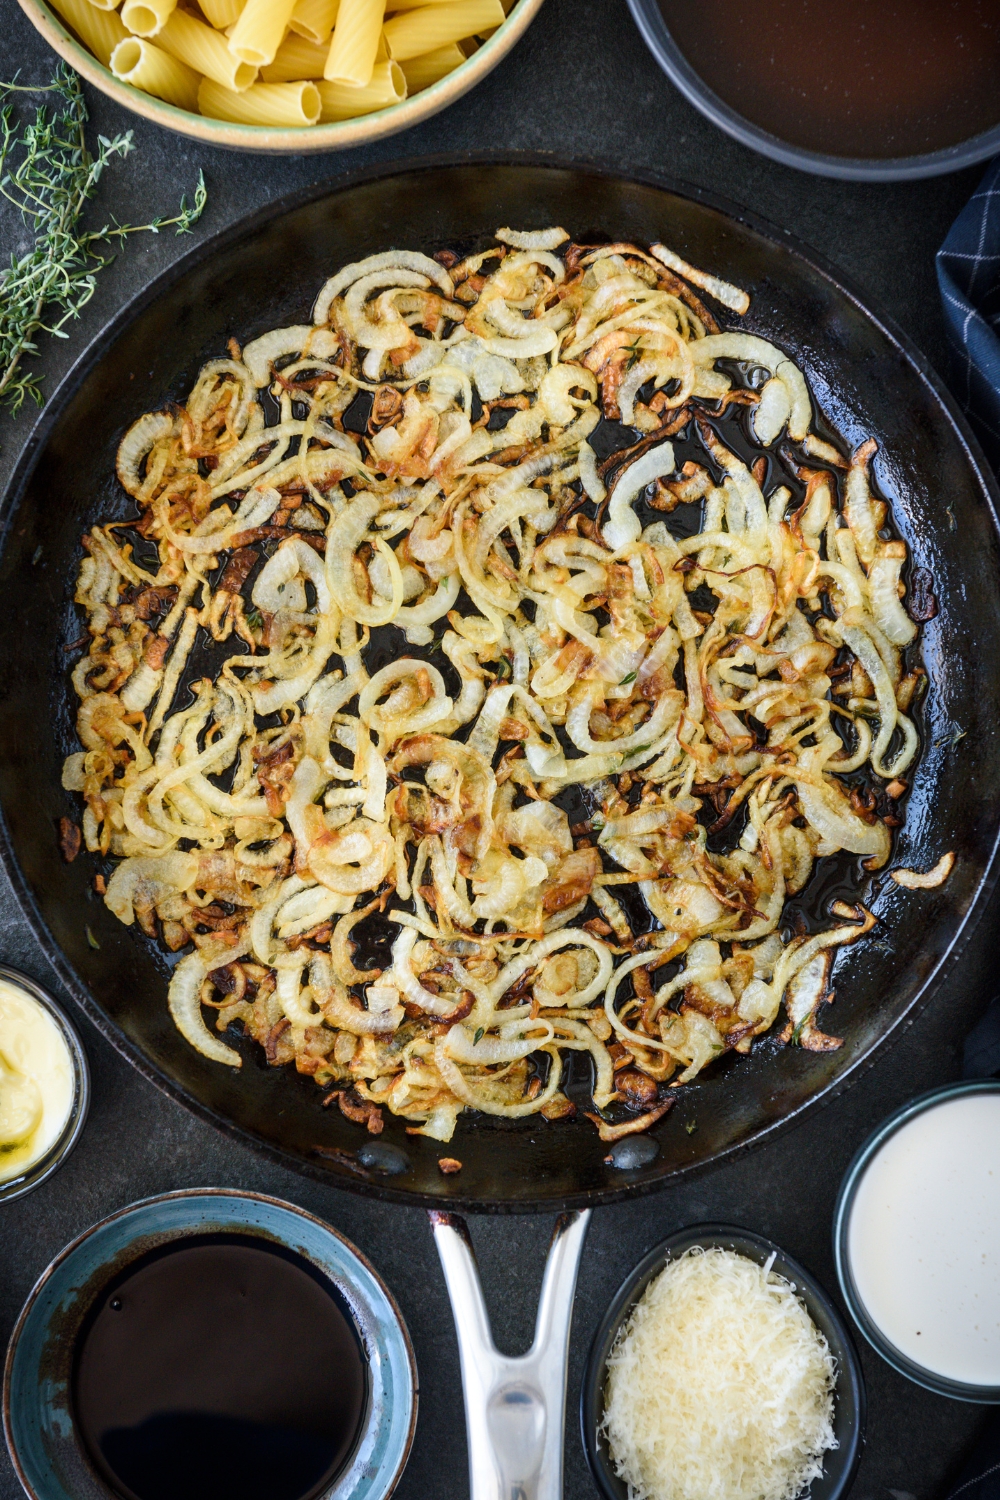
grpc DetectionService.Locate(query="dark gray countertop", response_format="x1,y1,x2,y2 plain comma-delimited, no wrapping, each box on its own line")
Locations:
0,3,997,1496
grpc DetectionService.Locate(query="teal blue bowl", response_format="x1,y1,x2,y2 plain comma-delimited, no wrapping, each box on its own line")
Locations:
2,1188,417,1500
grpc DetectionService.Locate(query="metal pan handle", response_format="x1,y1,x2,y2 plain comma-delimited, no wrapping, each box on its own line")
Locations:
429,1208,591,1500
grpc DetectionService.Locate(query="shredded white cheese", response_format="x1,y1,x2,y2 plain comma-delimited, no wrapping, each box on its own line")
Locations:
603,1247,837,1500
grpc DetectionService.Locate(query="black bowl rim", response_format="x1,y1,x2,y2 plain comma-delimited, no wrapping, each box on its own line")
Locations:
833,1078,1000,1403
1,150,1000,1211
0,963,90,1206
626,0,1000,182
581,1222,867,1500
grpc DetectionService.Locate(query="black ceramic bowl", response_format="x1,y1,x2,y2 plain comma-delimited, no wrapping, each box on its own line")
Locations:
582,1223,866,1500
627,0,1000,182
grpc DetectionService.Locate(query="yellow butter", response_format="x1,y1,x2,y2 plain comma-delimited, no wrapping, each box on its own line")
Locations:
0,981,74,1184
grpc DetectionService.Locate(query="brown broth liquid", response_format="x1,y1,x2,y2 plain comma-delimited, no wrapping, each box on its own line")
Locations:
72,1235,367,1500
657,0,1000,158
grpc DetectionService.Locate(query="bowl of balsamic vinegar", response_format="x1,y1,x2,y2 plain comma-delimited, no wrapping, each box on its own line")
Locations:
627,0,1000,180
3,1189,417,1500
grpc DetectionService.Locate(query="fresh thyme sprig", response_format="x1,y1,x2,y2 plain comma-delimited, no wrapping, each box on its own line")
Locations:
0,64,206,417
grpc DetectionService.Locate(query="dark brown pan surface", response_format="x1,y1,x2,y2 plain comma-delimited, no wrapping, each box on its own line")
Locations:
2,159,999,1211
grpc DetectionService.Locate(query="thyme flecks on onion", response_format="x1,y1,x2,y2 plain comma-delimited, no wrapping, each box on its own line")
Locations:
61,227,946,1145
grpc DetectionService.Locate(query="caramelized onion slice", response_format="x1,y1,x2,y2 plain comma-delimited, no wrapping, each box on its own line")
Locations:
891,851,955,889
168,942,250,1067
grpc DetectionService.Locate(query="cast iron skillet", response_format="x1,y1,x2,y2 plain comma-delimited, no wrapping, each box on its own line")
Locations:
1,156,998,1212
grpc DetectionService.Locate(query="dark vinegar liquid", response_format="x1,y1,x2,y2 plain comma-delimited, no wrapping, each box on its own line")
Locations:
657,0,1000,158
72,1235,368,1500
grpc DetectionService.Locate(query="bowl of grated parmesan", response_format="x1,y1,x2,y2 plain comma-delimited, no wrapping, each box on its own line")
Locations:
582,1225,865,1500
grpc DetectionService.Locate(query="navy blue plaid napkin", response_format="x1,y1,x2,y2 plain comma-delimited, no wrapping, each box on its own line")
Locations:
940,162,1000,1086
937,157,1000,472
964,1000,1000,1078
941,1418,1000,1500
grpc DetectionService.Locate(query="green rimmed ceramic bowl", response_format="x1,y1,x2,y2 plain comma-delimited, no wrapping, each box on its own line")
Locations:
15,0,545,153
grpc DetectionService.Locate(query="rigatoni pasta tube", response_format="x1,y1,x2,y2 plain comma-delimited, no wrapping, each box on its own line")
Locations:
198,77,321,124
120,0,176,38
324,0,385,85
111,36,200,110
260,32,329,80
228,0,298,66
158,9,257,89
317,59,404,116
48,0,128,66
383,0,503,59
196,0,246,28
83,0,122,14
289,0,339,44
399,39,463,90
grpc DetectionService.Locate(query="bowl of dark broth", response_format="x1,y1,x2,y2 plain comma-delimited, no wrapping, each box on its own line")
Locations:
627,0,1000,180
3,1190,416,1500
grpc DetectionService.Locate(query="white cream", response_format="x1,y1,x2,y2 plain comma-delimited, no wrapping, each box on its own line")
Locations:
847,1093,1000,1386
0,980,74,1184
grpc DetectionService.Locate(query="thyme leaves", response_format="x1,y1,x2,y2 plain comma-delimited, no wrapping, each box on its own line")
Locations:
0,65,206,417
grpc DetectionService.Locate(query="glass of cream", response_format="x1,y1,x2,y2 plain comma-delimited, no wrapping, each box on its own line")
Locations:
0,966,89,1204
834,1080,1000,1401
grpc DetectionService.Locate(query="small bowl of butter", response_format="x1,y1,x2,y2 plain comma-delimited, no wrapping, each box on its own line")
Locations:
0,966,89,1204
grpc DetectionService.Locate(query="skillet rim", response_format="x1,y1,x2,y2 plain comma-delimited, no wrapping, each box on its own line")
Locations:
2,149,999,1213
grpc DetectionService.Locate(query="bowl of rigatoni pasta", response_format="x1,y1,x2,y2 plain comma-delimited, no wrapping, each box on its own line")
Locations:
16,0,543,150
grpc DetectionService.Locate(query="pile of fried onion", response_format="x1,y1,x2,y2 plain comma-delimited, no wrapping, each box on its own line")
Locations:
62,226,934,1146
